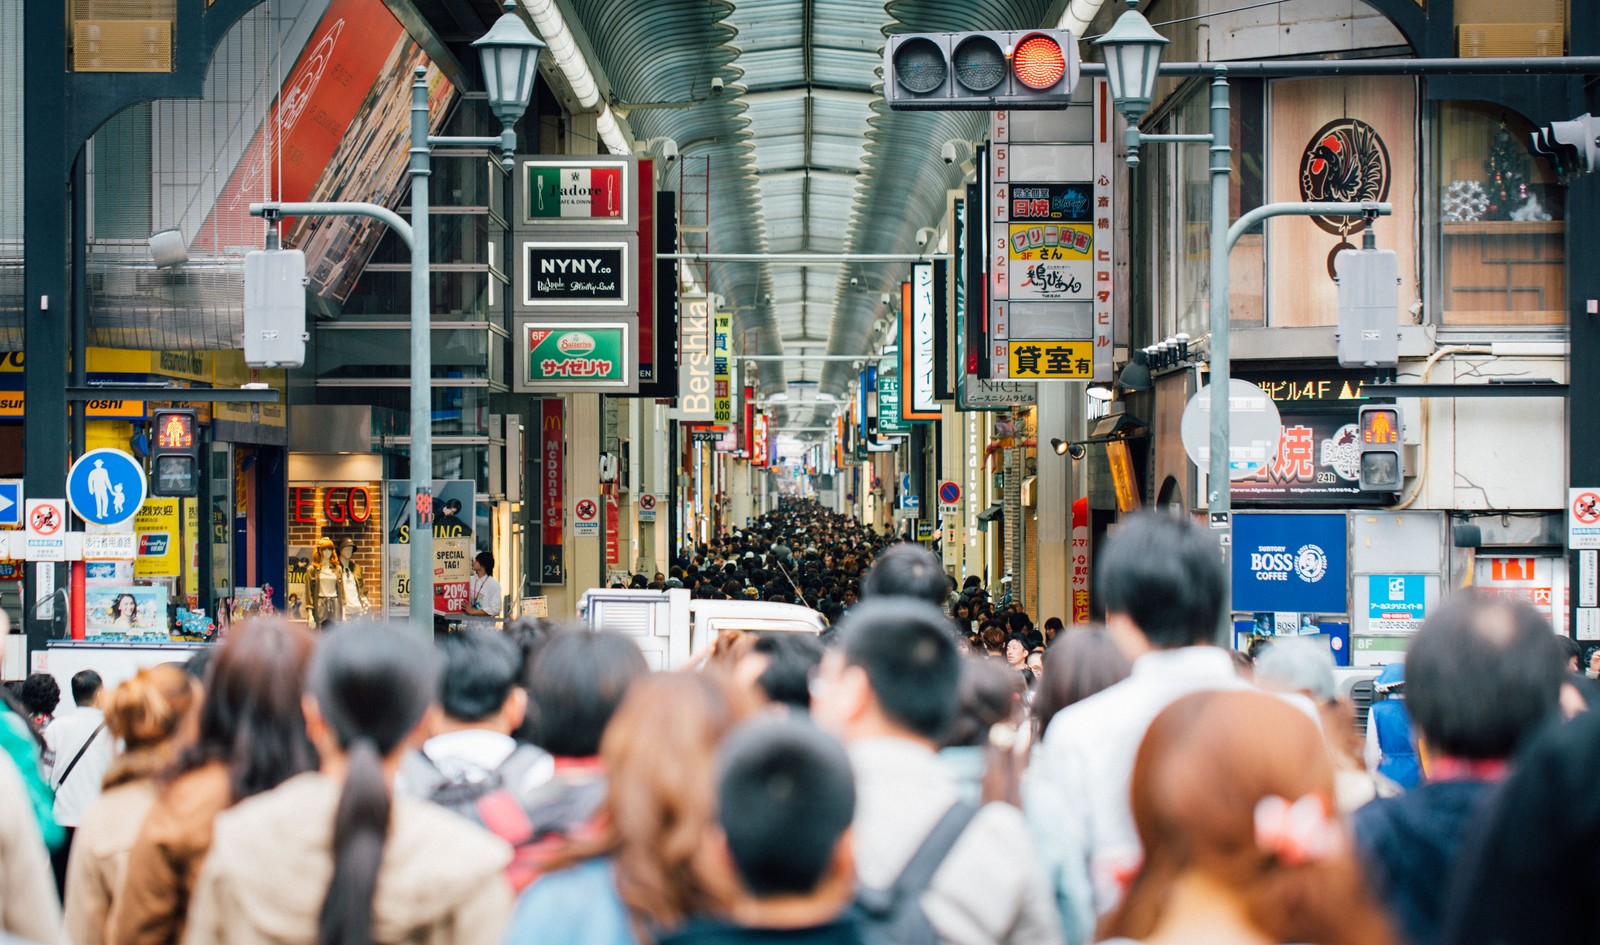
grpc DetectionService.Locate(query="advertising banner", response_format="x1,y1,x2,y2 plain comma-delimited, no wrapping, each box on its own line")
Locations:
85,586,169,642
520,242,633,308
714,310,732,425
516,321,635,391
541,399,565,584
878,372,908,435
385,479,474,614
520,159,633,226
676,295,716,421
1232,513,1348,614
1367,574,1427,633
906,263,939,416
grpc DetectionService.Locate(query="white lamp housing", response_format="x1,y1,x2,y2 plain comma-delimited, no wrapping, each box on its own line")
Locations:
1093,1,1170,126
473,2,547,131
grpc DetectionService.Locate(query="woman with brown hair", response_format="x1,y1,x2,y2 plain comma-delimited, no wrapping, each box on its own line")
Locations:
504,672,750,945
112,619,319,945
1097,689,1396,945
63,664,199,945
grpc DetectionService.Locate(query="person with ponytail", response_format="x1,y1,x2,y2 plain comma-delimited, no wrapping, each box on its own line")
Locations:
114,619,318,945
186,622,513,945
1097,689,1396,945
64,664,199,945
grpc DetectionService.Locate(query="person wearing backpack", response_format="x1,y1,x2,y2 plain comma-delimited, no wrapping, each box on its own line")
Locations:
810,599,1062,945
397,630,555,892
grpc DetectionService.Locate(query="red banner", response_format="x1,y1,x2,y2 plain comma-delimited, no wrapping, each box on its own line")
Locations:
541,399,565,582
605,492,621,565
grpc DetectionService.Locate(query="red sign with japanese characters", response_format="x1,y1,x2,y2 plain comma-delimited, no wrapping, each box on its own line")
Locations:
1230,409,1386,505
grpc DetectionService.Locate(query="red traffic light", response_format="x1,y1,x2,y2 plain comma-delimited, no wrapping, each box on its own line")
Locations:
1012,33,1067,90
1360,407,1399,445
155,411,195,450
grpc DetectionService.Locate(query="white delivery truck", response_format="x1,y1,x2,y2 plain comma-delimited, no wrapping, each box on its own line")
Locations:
576,588,825,670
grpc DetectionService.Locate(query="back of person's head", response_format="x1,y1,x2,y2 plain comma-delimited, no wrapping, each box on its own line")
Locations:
1407,592,1563,760
72,670,104,707
1253,638,1337,705
860,543,950,608
589,672,749,928
526,630,648,757
716,717,855,898
1033,626,1131,736
1103,690,1394,945
942,656,1022,748
1094,512,1225,648
750,633,825,710
435,629,521,723
19,673,60,718
104,664,199,788
308,623,438,945
180,617,317,800
833,599,960,741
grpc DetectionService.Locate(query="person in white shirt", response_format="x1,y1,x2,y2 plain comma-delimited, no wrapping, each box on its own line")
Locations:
812,598,1063,945
1026,513,1245,945
464,551,503,627
47,669,113,893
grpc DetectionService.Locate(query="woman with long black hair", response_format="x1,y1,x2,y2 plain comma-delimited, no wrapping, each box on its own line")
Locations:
185,623,513,945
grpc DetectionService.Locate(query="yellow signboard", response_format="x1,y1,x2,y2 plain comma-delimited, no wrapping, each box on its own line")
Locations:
1007,340,1093,379
134,497,198,586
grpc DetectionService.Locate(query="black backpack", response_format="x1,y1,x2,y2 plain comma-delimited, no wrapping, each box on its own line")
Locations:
852,801,977,945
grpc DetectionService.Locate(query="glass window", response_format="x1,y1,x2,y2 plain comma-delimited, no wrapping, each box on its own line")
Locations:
1454,0,1565,57
1435,101,1565,328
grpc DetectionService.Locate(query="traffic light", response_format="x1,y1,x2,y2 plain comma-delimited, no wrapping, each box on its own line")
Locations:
884,30,1079,111
150,409,201,497
1529,113,1598,179
1357,405,1403,492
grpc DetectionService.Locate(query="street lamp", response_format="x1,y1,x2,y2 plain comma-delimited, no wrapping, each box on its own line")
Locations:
1095,0,1169,131
252,0,541,640
1094,0,1391,645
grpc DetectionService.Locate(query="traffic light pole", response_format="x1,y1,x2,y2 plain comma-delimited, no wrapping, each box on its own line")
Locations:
252,68,512,641
1123,70,1391,645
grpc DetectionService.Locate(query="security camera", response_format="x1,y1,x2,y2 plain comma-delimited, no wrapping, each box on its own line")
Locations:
915,227,935,247
659,138,678,161
941,141,960,165
849,277,859,288
710,77,724,96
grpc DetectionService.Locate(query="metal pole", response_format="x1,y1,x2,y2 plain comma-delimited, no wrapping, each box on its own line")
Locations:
1206,69,1233,647
408,67,434,642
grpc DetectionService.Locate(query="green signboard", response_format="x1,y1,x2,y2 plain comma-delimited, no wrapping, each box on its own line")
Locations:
878,372,909,435
519,322,632,390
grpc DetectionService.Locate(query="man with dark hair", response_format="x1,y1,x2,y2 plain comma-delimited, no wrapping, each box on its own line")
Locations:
811,600,1060,945
734,633,824,712
859,543,951,609
1027,511,1245,940
524,630,649,758
662,718,863,945
1352,593,1563,945
398,630,553,891
45,668,111,891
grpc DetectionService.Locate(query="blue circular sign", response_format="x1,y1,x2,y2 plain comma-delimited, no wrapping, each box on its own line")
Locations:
67,448,148,527
938,481,961,504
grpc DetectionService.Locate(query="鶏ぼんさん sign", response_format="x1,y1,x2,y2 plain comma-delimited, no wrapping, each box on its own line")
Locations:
516,321,637,393
1232,513,1349,615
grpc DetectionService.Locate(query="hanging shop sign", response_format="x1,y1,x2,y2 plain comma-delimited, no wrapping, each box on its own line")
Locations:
714,310,732,425
676,295,716,421
878,372,909,435
983,81,1114,383
516,321,636,392
519,158,634,226
540,399,565,584
958,376,1036,410
519,241,634,309
905,263,940,417
1233,513,1348,615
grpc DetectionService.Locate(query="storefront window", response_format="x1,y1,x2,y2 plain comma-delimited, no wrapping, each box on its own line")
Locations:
1435,101,1565,328
1454,0,1566,57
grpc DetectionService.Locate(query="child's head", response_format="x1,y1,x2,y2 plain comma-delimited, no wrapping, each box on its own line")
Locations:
715,717,855,900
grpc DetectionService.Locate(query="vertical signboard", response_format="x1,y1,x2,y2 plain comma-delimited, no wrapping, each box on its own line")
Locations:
714,309,732,426
906,263,940,417
984,81,1113,382
540,399,565,584
605,492,621,566
677,295,715,421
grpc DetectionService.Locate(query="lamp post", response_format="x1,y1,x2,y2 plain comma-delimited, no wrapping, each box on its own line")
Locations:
1096,0,1390,644
253,2,543,640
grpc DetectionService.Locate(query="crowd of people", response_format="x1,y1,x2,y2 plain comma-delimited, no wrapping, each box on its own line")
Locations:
0,501,1592,945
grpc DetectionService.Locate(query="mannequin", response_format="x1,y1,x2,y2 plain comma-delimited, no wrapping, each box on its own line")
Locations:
337,539,370,618
304,537,342,628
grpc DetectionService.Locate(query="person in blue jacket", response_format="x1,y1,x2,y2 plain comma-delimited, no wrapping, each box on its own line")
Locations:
1365,662,1421,791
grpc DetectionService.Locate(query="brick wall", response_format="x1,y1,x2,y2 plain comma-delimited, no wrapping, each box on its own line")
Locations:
286,482,385,617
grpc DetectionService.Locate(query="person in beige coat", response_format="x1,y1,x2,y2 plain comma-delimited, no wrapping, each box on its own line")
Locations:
185,622,512,945
64,664,199,945
0,750,63,943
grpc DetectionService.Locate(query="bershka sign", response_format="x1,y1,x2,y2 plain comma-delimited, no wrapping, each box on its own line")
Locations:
521,242,631,308
677,295,715,421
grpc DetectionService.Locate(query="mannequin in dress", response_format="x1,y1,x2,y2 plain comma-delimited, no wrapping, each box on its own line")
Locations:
305,537,342,628
336,539,369,618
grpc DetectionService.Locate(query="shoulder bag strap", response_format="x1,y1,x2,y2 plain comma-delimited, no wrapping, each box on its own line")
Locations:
56,722,106,788
891,801,979,899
